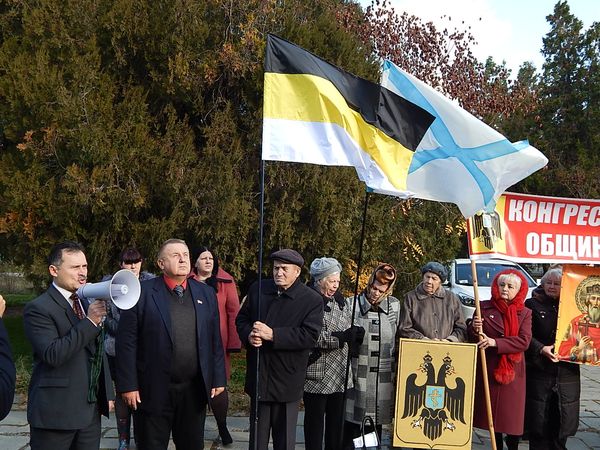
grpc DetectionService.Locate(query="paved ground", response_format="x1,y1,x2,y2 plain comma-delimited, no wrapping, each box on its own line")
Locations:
2,365,599,449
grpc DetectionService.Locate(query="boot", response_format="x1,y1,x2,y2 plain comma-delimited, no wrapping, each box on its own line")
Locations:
218,420,233,446
117,417,130,450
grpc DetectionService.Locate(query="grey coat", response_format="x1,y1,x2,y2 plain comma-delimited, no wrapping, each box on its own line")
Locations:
398,283,467,342
345,293,402,425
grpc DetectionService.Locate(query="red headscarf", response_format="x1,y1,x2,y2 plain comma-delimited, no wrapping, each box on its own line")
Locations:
490,269,529,384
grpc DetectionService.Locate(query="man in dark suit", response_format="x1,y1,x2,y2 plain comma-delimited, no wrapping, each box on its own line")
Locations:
0,294,16,421
23,241,113,450
236,249,323,450
116,238,226,450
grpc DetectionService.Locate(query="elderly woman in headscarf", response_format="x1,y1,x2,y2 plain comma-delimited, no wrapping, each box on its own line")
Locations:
470,269,532,450
303,257,359,450
525,267,580,450
343,263,400,446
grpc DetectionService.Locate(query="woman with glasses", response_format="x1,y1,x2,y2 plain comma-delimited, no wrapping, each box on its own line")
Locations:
343,263,401,446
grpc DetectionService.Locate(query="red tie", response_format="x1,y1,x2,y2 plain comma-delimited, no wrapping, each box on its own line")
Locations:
70,293,85,320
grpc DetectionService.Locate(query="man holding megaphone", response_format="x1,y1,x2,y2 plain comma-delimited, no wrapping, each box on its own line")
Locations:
23,241,114,450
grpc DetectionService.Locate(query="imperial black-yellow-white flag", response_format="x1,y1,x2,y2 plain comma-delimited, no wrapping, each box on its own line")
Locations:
262,34,435,193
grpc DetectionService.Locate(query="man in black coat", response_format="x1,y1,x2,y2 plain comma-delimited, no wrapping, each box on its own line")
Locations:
24,241,113,450
0,294,15,421
116,238,226,450
236,249,323,450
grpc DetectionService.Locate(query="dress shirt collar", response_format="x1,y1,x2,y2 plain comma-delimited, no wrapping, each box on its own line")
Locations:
163,274,188,291
52,282,76,306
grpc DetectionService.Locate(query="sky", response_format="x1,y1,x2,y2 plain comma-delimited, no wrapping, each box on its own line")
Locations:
359,0,599,75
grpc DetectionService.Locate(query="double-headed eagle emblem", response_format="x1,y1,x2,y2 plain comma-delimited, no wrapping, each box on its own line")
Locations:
402,352,466,441
472,211,502,250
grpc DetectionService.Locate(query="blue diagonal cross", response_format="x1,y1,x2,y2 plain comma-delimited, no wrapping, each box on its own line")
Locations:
383,61,525,208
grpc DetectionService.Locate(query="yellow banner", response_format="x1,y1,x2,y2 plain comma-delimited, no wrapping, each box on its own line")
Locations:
394,339,477,449
555,265,600,366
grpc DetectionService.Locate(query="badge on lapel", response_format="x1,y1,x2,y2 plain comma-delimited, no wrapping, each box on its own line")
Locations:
197,299,203,304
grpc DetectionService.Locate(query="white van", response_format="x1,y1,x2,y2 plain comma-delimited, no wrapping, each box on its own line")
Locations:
446,258,537,320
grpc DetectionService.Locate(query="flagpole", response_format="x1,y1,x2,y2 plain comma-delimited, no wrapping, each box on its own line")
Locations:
339,189,371,448
470,257,498,450
252,158,266,450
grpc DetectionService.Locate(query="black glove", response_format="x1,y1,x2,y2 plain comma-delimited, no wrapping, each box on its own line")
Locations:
348,325,365,358
331,330,350,346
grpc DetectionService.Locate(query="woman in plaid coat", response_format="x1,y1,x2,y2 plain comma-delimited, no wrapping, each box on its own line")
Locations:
303,257,361,450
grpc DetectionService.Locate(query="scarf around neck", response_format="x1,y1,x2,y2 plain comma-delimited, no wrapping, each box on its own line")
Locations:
490,270,528,385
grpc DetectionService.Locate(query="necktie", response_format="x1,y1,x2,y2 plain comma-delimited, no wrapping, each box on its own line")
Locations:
173,285,184,298
70,293,85,320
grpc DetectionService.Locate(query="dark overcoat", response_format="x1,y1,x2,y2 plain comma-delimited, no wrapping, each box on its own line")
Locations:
525,288,580,440
470,301,532,435
236,278,323,402
115,276,226,414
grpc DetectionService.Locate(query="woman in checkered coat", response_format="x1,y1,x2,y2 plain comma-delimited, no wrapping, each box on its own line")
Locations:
343,263,401,446
303,257,362,450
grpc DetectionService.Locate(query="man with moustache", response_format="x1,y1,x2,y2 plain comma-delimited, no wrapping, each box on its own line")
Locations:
24,241,113,450
398,261,467,342
116,238,225,449
236,249,323,450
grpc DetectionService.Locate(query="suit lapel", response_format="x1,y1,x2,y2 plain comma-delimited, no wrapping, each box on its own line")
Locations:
189,281,204,338
47,285,79,326
152,280,173,344
48,285,96,354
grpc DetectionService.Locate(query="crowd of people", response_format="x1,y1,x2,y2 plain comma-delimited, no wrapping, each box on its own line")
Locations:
0,239,587,450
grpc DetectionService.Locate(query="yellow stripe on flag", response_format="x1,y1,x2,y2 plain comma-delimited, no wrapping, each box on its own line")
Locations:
264,72,414,191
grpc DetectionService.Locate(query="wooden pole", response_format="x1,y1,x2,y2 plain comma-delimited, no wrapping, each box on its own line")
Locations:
470,257,497,450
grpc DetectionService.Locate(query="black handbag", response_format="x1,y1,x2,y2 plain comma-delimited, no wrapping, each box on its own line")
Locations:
353,415,381,449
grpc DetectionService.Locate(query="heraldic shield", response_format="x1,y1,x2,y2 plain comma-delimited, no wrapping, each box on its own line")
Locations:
394,339,477,449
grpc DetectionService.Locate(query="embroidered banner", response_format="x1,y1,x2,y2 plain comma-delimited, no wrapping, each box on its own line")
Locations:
394,339,477,449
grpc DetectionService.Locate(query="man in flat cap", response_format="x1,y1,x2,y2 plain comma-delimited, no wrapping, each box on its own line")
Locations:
398,261,467,342
236,249,323,450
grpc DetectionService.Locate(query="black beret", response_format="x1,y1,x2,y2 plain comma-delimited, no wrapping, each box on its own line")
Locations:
269,249,304,267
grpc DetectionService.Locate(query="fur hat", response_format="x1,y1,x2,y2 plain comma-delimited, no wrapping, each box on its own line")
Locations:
421,261,448,283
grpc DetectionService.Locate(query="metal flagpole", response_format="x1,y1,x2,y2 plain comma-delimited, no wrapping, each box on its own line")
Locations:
252,158,266,450
339,189,371,448
470,257,498,450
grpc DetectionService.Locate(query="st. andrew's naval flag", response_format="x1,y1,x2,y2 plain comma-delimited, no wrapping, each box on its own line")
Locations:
262,34,435,193
381,61,548,218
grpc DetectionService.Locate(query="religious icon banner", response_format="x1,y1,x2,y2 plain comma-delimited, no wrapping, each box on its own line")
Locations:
393,339,477,449
555,264,600,366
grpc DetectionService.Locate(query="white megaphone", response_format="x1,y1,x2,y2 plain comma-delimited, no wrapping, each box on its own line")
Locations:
76,269,141,310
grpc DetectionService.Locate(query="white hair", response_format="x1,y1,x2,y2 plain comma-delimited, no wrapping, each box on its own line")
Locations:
541,267,562,285
497,273,522,290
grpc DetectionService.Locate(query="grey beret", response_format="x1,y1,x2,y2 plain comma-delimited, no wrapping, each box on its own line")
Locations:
269,249,304,267
421,261,448,282
310,257,342,282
